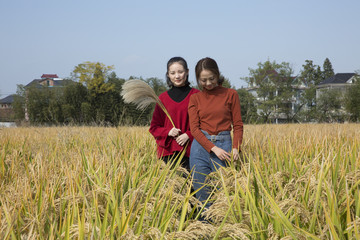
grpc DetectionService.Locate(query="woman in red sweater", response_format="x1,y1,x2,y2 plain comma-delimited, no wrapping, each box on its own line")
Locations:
149,57,199,171
188,57,244,207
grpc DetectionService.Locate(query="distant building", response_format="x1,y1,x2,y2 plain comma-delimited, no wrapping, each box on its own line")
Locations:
0,94,15,122
316,73,357,99
25,74,73,89
0,94,14,109
41,74,59,78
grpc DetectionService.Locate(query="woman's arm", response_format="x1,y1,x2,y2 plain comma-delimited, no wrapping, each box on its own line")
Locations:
149,103,173,148
230,89,244,151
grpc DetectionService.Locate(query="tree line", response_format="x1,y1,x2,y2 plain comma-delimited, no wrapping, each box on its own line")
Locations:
12,59,360,126
237,58,360,123
13,62,166,126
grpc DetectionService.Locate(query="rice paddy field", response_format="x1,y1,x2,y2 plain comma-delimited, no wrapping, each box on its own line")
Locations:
1,124,360,239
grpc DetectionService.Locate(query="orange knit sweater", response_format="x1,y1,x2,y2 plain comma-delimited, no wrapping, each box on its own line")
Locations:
188,86,244,153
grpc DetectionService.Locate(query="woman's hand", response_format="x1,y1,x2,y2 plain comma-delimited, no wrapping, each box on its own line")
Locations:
176,133,189,146
211,146,231,161
168,128,181,137
232,148,240,160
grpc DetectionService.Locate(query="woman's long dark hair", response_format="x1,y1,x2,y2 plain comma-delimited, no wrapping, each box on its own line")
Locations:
166,57,190,87
195,57,224,88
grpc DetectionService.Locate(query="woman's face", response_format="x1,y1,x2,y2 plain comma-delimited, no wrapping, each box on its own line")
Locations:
167,62,188,87
199,70,218,90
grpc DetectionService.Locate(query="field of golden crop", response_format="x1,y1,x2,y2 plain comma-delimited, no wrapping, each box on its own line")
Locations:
1,124,360,239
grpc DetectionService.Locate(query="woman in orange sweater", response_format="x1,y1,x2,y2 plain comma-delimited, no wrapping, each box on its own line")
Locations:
188,57,243,207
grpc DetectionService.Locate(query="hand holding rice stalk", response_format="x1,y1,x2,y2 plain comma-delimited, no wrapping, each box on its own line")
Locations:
121,79,175,128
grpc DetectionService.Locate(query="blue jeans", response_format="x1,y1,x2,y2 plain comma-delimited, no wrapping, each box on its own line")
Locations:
190,130,232,207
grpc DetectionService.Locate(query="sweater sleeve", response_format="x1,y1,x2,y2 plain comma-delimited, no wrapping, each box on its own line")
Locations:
185,88,199,142
149,103,172,148
188,95,215,152
230,90,244,150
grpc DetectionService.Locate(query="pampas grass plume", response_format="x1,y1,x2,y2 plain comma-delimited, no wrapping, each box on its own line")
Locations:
121,79,175,127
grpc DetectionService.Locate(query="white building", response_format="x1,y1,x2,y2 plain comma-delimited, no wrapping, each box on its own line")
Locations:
316,73,357,99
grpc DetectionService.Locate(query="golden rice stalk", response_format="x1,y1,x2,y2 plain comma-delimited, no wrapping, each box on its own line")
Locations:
121,79,175,127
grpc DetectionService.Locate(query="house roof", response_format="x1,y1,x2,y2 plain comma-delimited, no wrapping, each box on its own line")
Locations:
41,74,59,79
25,79,74,88
0,94,15,104
318,73,355,85
25,79,46,88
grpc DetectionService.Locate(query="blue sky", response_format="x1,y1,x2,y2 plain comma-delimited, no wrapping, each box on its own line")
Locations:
1,0,359,97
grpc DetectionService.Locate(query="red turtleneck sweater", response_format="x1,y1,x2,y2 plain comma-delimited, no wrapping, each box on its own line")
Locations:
149,88,199,158
188,86,243,153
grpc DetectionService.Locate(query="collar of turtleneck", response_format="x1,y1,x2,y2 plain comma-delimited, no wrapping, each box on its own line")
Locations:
167,85,191,103
202,85,223,95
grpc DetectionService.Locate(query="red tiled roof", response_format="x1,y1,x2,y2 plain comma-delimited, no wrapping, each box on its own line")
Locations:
41,74,59,79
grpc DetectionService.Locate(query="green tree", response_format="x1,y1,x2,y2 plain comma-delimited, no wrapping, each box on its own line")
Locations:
12,85,26,121
221,75,234,89
23,80,73,125
104,72,126,125
237,88,257,123
146,77,167,95
81,102,93,124
72,62,115,96
62,81,88,123
71,62,115,124
243,60,295,123
26,86,54,124
345,72,360,121
48,88,64,123
316,89,345,122
322,58,335,80
297,60,323,122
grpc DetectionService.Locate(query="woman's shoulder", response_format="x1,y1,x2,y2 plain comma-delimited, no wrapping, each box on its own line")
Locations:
159,90,170,97
189,89,203,102
190,88,200,94
224,87,238,95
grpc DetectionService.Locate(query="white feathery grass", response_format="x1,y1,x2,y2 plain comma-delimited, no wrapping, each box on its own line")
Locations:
121,79,175,127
